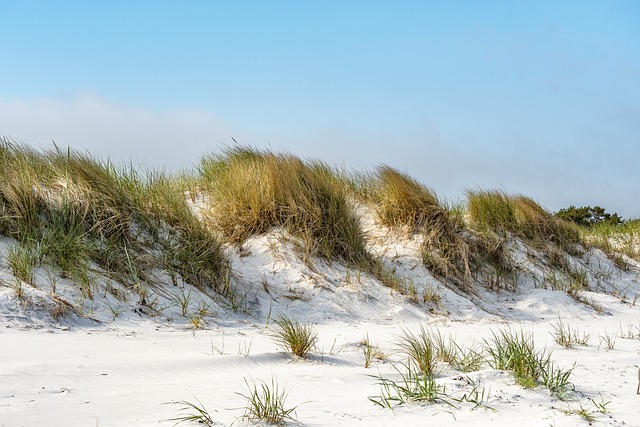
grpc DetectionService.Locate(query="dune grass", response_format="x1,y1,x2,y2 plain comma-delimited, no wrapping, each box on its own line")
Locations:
464,190,583,292
373,166,444,231
269,314,318,358
199,147,400,289
484,328,573,398
239,377,300,425
2,138,635,318
200,147,368,263
0,139,229,302
466,190,579,246
366,167,475,291
581,219,640,263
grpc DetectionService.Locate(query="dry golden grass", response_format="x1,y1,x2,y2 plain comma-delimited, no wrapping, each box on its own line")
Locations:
467,190,579,246
374,166,443,231
365,167,474,291
200,147,370,266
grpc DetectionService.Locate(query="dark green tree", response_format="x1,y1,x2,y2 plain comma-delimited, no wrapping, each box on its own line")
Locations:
556,205,623,227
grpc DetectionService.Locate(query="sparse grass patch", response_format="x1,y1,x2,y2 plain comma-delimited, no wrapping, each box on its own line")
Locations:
551,317,590,348
369,361,453,408
3,277,28,304
7,243,39,286
167,398,215,426
564,404,597,422
539,358,574,399
361,334,387,368
485,328,572,397
422,284,442,305
239,377,300,425
600,330,617,350
452,342,485,372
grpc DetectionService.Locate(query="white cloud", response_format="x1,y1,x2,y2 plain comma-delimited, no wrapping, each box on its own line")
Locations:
0,95,234,170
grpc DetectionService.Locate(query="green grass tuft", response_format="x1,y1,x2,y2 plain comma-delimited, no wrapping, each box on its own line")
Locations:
0,138,229,298
269,314,318,358
239,377,300,425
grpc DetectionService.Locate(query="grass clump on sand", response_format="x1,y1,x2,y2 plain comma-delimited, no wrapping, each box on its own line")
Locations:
239,377,300,425
199,147,397,287
465,190,581,291
369,167,474,291
581,219,640,264
200,147,366,263
118,169,229,294
373,166,444,231
484,328,574,398
466,190,579,247
369,360,452,408
0,139,229,301
269,314,318,358
397,325,439,375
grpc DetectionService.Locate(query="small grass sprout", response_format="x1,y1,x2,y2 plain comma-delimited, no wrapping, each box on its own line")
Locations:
450,380,494,411
361,334,386,368
565,404,597,422
551,317,590,348
599,330,617,351
167,398,215,426
589,393,611,414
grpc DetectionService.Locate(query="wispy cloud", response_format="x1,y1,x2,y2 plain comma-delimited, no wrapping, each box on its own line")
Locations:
0,95,234,170
1,95,637,218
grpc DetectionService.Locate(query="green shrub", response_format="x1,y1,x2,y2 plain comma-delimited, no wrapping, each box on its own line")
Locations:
556,205,623,228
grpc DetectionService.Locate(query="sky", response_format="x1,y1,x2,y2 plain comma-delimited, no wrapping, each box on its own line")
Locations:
1,1,639,217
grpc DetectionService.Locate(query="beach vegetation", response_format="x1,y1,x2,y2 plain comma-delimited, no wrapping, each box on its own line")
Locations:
269,314,318,358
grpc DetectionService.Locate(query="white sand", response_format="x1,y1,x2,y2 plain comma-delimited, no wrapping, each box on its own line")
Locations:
1,214,640,426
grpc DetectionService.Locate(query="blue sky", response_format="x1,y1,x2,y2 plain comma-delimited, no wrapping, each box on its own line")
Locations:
1,1,639,217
